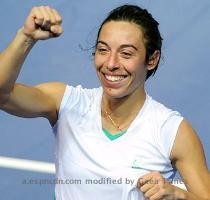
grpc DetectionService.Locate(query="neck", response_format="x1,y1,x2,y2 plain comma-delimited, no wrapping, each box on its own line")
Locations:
102,86,146,123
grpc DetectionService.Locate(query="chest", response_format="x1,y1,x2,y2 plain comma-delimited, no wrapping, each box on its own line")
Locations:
57,111,170,179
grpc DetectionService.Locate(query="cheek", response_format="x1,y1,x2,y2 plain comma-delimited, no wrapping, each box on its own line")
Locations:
127,64,147,84
94,55,103,70
94,59,100,72
126,60,146,75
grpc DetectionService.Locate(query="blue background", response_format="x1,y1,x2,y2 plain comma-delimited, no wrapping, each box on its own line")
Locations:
0,0,210,199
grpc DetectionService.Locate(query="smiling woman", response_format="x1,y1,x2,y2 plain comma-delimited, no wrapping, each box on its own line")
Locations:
0,4,209,200
95,21,150,99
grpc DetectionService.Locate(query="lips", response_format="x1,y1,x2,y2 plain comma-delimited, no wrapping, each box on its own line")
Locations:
100,73,128,88
104,74,127,82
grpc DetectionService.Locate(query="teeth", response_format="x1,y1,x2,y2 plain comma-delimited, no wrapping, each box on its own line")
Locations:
105,75,126,82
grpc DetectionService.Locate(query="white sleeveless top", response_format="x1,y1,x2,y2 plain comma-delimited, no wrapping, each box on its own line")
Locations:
53,85,183,200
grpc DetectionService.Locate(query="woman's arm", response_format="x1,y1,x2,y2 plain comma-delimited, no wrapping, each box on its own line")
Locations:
0,6,64,125
170,119,210,199
137,119,210,200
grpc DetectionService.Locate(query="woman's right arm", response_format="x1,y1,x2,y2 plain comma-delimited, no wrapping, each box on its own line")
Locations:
0,6,65,126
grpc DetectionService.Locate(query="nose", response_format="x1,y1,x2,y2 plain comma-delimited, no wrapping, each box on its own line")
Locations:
105,52,120,71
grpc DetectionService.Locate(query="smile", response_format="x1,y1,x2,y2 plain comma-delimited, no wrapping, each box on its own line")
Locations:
104,74,127,82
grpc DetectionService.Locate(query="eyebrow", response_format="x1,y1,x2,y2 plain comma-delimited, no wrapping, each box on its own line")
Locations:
97,40,138,51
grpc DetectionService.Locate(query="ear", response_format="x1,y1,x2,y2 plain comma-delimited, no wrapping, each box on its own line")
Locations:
146,50,160,70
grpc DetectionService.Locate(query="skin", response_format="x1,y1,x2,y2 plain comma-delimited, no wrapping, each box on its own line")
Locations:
0,6,65,126
95,21,159,133
137,120,210,200
95,21,210,199
0,6,209,200
95,21,149,99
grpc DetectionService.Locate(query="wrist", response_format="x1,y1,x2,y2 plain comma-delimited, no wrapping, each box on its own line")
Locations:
174,186,187,199
10,27,37,54
17,27,37,46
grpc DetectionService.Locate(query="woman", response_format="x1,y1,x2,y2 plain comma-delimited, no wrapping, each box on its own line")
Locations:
0,4,209,200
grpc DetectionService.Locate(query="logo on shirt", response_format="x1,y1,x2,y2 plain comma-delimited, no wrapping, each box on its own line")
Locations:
131,159,143,169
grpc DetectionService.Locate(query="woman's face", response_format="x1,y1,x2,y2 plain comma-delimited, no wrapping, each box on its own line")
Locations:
94,21,150,99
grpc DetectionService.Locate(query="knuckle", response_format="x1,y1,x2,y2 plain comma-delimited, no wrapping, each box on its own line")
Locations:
60,27,64,34
51,19,56,25
37,16,44,21
153,171,160,175
56,17,62,23
145,193,153,199
39,5,45,10
156,184,160,190
31,6,38,14
44,5,51,9
139,186,145,192
43,17,50,22
52,9,62,22
158,188,165,196
52,8,58,13
137,182,141,189
31,6,36,11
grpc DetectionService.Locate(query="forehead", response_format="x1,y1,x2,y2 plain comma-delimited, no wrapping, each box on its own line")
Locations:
98,21,145,46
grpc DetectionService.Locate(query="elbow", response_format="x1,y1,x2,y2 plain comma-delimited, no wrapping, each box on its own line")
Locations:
0,91,10,107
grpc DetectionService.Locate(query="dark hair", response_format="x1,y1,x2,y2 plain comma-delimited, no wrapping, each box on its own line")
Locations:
96,4,162,80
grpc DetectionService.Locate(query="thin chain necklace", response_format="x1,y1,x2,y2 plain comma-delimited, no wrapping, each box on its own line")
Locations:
104,110,123,132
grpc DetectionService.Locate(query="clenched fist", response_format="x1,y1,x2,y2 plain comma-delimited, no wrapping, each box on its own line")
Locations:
137,172,185,200
22,6,63,40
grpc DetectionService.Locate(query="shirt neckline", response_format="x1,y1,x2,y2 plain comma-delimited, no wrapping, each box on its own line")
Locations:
97,88,150,141
102,127,127,141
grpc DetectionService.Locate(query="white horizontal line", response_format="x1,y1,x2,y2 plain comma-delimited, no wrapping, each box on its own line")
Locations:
0,156,186,190
172,182,187,190
0,156,55,174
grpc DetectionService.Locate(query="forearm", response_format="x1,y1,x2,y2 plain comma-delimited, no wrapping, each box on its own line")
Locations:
0,28,36,98
174,186,210,200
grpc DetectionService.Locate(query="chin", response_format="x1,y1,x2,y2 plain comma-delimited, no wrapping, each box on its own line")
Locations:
102,86,130,99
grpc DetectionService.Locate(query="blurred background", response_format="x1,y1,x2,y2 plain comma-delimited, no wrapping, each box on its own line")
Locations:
0,0,210,199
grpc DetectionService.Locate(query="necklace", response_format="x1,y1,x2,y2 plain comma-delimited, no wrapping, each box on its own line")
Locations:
104,110,123,132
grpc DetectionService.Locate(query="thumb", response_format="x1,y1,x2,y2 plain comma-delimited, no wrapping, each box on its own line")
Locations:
50,25,64,37
33,28,52,40
23,15,37,34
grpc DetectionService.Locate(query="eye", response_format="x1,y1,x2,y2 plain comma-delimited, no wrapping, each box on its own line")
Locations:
96,47,109,55
121,51,133,59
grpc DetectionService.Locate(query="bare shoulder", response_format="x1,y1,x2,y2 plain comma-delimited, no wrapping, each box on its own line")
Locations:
170,119,203,161
35,82,66,111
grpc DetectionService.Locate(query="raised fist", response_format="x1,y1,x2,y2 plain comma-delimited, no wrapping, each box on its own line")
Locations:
22,6,63,40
